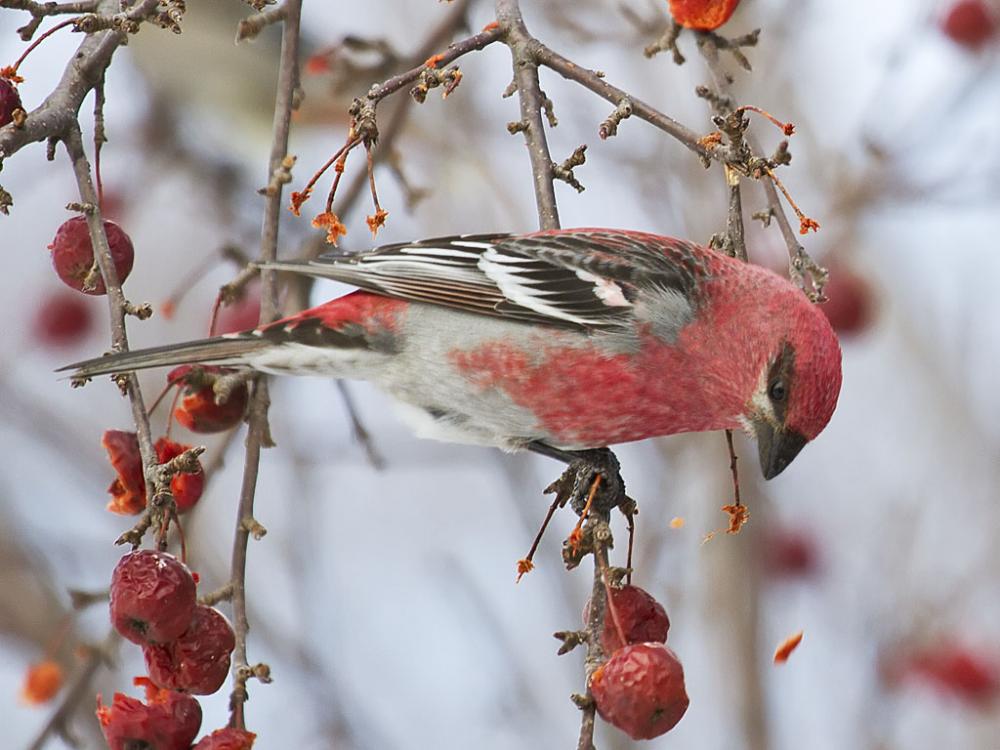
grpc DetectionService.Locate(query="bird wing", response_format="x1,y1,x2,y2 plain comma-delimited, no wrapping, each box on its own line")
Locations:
267,229,705,330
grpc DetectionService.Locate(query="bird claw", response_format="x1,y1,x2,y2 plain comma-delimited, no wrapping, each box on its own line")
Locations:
544,448,626,517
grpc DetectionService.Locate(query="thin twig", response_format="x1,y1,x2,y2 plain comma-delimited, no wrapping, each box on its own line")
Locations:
227,0,302,730
535,42,711,162
365,24,501,105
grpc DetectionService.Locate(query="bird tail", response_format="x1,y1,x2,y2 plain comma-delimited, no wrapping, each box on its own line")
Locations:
59,335,271,380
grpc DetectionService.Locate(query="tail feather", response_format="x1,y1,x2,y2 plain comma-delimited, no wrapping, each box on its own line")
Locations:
59,334,271,379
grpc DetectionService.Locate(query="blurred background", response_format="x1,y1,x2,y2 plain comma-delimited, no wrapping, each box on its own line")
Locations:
2,0,999,747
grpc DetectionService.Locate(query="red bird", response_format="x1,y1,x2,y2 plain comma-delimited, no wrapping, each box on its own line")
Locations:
64,229,842,478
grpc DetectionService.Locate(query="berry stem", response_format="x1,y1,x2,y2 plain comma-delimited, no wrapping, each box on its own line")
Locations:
4,17,76,78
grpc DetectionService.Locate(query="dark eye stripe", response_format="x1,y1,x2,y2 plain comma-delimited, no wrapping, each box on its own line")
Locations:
767,342,796,423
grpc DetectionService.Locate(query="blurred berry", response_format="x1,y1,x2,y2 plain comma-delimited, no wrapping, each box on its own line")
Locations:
941,1,998,49
215,282,261,335
20,660,63,705
33,290,95,348
821,263,873,335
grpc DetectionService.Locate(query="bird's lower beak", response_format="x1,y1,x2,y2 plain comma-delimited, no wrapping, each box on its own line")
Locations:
756,422,808,480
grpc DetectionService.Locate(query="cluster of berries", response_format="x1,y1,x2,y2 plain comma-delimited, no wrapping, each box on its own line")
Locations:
100,550,250,749
585,584,689,740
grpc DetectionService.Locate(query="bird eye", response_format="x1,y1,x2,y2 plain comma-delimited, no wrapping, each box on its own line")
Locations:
768,380,787,402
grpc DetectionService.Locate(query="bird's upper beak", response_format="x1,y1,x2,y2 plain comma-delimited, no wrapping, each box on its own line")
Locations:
755,421,808,480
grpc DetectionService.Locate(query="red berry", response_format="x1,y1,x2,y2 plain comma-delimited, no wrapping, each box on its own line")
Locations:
144,605,235,695
103,429,147,515
942,1,998,49
193,728,257,750
584,585,670,653
110,550,197,646
48,216,134,295
33,289,95,347
97,677,202,750
168,365,249,433
820,263,873,335
215,282,261,335
669,0,741,31
590,643,689,740
0,79,22,127
154,436,205,512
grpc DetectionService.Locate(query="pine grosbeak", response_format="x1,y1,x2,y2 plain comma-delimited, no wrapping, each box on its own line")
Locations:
64,229,842,478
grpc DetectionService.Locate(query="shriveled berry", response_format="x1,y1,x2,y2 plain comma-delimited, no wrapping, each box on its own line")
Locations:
168,365,249,433
154,436,205,512
144,605,235,695
941,1,998,49
583,585,670,653
21,660,63,705
103,430,205,515
0,79,22,127
669,0,741,31
103,429,146,515
33,289,96,347
591,643,689,740
110,550,197,645
193,728,257,750
48,216,134,295
97,676,202,750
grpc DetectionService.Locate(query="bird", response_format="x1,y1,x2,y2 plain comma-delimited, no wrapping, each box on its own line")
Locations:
63,228,842,479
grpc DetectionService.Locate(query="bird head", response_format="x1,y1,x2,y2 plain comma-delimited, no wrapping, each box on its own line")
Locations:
742,296,842,479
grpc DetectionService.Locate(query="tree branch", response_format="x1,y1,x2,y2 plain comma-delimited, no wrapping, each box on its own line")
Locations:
227,0,302,730
0,0,159,158
496,0,560,230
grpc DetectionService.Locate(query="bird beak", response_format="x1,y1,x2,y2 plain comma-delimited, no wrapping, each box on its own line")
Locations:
755,422,808,480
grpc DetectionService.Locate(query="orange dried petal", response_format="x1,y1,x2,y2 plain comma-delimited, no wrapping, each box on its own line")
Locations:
721,503,749,534
365,208,389,238
289,189,312,216
774,630,804,664
312,211,348,245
